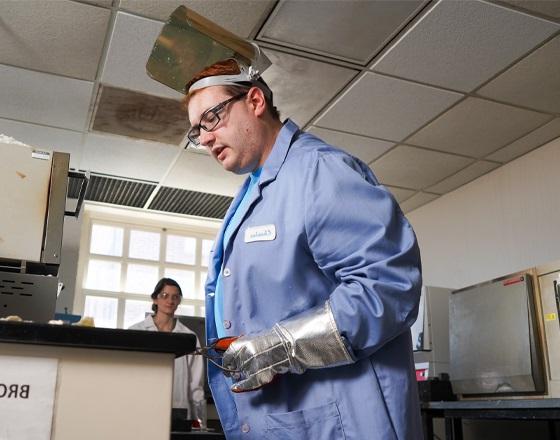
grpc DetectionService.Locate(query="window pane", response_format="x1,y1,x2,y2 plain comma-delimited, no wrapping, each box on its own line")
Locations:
84,295,117,328
85,260,121,291
201,239,213,267
90,224,123,256
177,304,195,317
198,306,205,318
129,230,160,261
164,268,195,297
124,299,153,329
125,264,159,294
198,271,207,298
166,235,196,265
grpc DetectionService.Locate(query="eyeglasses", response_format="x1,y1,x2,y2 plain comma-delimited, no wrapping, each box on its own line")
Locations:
158,292,182,302
187,92,247,146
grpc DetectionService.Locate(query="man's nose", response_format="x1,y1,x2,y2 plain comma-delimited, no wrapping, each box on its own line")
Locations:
199,130,215,147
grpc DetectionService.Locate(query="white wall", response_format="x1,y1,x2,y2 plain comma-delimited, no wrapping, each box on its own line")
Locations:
409,138,560,439
408,137,560,290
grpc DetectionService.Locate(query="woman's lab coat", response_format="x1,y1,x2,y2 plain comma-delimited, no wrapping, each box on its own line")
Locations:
129,316,205,418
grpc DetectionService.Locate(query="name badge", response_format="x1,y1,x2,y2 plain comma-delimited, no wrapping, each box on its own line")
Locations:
244,224,276,243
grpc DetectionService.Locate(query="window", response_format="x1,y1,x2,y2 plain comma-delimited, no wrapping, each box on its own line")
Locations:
74,207,218,329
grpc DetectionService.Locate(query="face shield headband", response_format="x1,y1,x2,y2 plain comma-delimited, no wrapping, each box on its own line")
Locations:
146,6,271,96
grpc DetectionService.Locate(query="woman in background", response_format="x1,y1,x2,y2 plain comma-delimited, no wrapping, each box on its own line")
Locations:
129,277,205,422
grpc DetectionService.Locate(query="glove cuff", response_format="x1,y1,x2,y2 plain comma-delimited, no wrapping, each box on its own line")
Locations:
275,300,354,373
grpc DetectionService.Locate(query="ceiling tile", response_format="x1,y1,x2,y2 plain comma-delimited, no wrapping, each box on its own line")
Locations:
0,0,110,81
371,145,473,189
425,160,500,194
101,11,184,99
162,150,245,197
0,64,93,131
407,97,553,158
80,132,178,182
487,118,560,163
314,72,463,142
259,0,425,65
477,35,560,114
306,126,394,164
400,192,439,213
0,118,84,169
93,86,187,145
385,186,416,204
119,0,275,38
496,0,560,18
371,0,559,92
261,49,356,127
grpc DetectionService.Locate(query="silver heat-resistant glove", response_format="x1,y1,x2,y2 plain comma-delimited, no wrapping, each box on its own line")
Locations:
222,301,354,392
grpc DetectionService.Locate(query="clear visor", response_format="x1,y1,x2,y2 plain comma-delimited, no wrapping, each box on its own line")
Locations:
146,6,271,94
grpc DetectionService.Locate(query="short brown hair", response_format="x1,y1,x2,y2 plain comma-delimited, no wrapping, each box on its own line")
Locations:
183,59,280,120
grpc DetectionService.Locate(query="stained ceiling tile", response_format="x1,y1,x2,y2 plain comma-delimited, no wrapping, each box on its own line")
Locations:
119,0,275,38
93,86,187,145
314,72,463,142
407,97,553,158
259,0,426,64
371,145,473,189
487,118,560,163
496,0,560,18
0,0,110,81
101,11,184,99
425,160,501,194
162,150,245,197
0,117,84,169
0,64,93,131
371,0,559,92
261,49,356,127
385,186,417,204
306,126,394,164
477,35,560,114
400,192,439,213
80,132,178,182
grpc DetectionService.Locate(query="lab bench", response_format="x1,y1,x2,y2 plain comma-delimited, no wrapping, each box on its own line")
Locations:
0,320,196,440
421,399,560,440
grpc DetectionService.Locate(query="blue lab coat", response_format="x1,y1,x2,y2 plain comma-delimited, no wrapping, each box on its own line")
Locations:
205,119,423,439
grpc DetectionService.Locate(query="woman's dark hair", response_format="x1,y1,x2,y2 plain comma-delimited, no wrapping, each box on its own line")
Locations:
151,277,182,313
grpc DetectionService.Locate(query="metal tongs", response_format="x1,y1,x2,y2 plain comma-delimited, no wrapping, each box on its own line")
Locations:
192,336,239,372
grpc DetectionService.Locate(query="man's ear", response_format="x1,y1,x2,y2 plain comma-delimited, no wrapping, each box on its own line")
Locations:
247,87,267,117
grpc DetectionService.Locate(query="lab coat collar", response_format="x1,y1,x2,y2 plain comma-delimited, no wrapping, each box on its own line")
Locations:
205,119,301,296
259,119,300,187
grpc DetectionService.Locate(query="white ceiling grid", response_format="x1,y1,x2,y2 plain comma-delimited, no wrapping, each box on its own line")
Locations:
0,0,559,216
371,0,559,92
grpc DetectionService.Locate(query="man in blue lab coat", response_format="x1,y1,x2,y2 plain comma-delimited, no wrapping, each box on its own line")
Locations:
181,54,423,439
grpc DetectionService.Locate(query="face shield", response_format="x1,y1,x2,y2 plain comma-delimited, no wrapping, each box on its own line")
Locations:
146,6,271,95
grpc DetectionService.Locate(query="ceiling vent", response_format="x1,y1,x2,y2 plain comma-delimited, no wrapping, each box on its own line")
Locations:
68,173,156,208
149,187,232,219
68,173,232,219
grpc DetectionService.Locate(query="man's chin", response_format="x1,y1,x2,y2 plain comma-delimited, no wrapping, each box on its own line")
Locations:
221,161,244,174
219,158,254,175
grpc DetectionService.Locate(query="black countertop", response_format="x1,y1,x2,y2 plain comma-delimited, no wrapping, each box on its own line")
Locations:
423,399,560,409
0,320,196,356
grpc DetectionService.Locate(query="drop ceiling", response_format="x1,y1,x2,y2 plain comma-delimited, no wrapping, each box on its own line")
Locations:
1,0,559,217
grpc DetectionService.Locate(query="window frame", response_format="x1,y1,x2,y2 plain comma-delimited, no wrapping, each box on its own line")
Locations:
74,204,220,328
